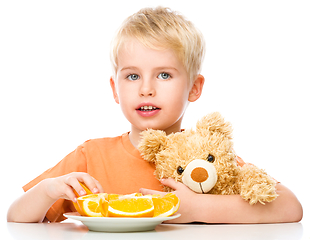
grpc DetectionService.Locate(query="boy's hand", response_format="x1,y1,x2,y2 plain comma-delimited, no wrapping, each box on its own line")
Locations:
44,172,104,202
140,178,197,223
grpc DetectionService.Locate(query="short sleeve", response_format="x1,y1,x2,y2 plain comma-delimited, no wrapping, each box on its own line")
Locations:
22,144,87,222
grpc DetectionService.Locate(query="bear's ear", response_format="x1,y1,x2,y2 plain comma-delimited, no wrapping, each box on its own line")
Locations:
196,112,233,139
138,129,167,163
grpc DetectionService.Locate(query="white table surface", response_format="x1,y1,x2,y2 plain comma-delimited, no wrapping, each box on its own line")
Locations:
4,218,309,240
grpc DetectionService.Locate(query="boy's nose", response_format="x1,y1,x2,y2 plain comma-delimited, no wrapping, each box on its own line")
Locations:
139,80,156,97
140,89,155,97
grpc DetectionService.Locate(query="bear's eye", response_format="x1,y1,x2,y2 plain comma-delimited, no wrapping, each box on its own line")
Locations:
207,154,215,163
177,166,184,175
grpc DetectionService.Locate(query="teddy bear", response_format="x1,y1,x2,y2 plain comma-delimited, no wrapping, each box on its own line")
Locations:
138,112,278,205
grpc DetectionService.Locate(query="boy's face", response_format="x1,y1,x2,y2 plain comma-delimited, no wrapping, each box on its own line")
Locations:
111,39,202,134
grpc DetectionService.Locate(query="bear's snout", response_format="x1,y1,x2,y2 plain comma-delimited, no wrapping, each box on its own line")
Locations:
182,159,218,194
191,167,209,182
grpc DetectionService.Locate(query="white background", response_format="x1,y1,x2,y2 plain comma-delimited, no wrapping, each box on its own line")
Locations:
1,0,309,231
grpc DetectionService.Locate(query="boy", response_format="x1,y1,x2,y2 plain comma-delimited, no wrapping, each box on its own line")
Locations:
7,7,302,223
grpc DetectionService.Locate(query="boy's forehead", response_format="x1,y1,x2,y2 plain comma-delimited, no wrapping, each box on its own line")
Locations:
117,38,183,69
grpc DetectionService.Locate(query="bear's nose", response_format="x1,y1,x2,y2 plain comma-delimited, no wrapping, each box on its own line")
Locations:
191,167,209,182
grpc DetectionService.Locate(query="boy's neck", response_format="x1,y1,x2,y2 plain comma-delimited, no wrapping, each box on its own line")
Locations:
129,125,182,149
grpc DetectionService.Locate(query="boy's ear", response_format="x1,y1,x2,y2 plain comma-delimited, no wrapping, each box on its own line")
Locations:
188,74,205,102
110,77,119,104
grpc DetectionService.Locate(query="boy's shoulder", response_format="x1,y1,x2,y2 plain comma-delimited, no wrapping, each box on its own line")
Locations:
79,132,140,159
83,134,123,145
81,132,129,149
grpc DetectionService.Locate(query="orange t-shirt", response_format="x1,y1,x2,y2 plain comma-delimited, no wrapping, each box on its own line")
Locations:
23,132,163,222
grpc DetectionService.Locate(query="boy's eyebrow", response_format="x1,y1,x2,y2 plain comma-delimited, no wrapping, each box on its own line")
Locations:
119,66,179,72
153,67,179,72
119,66,138,72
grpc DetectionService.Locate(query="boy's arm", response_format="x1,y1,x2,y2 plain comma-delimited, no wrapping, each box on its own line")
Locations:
7,172,104,223
7,179,59,223
140,179,303,224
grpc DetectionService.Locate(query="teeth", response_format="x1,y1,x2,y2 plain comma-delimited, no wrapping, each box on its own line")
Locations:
140,106,157,111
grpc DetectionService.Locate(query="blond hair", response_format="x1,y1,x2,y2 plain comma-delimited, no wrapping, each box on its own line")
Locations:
110,6,205,84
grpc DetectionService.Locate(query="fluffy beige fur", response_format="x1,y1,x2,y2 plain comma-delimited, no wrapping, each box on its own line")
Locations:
138,112,278,205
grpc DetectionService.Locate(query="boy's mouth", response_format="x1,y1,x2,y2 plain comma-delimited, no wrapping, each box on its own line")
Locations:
138,106,160,111
136,104,161,117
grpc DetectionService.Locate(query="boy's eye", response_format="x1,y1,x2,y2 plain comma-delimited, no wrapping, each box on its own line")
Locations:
127,74,139,81
158,72,171,80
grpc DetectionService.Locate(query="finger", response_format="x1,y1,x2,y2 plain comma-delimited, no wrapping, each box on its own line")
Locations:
139,188,166,196
78,174,100,194
62,184,78,202
65,175,87,197
93,178,104,193
160,178,182,190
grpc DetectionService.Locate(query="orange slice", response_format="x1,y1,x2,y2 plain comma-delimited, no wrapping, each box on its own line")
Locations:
151,193,180,217
124,192,143,197
72,182,93,215
163,193,180,215
77,193,107,217
107,194,120,201
108,196,154,217
108,193,143,201
152,197,174,217
100,197,109,217
73,182,93,196
73,191,180,218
